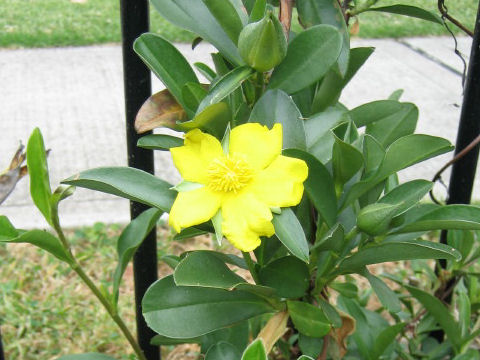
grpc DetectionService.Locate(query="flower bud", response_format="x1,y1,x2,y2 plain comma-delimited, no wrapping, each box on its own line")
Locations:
357,203,399,236
238,12,287,72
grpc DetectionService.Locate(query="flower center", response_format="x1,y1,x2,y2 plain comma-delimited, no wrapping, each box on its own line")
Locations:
207,155,253,193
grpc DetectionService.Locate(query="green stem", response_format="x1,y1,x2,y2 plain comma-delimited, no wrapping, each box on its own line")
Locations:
345,226,358,242
51,214,147,360
243,251,260,284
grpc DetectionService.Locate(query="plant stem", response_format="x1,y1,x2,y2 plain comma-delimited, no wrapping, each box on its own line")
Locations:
279,0,293,40
243,251,260,284
345,226,358,242
51,215,147,360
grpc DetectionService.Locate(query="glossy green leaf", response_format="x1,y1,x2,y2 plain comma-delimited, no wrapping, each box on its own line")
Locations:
150,0,243,65
357,203,401,236
378,179,432,216
366,5,443,24
200,321,250,354
272,209,309,263
174,251,245,289
362,135,384,178
318,299,342,328
366,103,418,148
142,276,275,338
0,216,18,241
249,90,306,150
296,0,350,76
313,223,345,254
57,354,117,360
305,105,348,163
205,341,242,360
259,256,309,298
283,149,336,227
197,66,254,113
287,301,331,337
406,285,462,351
336,239,461,274
194,62,216,82
332,133,364,186
26,128,52,224
112,208,161,306
134,33,198,113
312,47,374,112
371,323,406,360
329,282,358,298
349,100,405,128
249,0,266,22
0,228,71,263
241,339,267,360
363,270,402,313
268,25,342,94
150,334,201,345
342,134,453,208
178,102,231,139
182,82,207,111
203,0,246,43
62,167,176,212
393,205,480,233
137,134,183,151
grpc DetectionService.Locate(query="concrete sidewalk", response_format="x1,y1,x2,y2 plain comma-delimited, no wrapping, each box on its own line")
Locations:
0,36,475,229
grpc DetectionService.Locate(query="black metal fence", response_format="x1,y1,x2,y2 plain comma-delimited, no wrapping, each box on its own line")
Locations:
0,1,479,360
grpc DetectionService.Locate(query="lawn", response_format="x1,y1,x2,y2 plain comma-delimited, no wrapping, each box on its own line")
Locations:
0,0,476,48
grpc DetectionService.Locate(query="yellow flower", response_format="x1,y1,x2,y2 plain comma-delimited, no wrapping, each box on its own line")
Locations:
168,123,308,252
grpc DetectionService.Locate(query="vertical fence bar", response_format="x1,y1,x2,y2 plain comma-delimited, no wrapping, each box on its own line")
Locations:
439,2,480,267
119,1,160,359
0,328,5,360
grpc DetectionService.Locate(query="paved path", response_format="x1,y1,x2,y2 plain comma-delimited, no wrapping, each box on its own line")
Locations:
0,36,475,229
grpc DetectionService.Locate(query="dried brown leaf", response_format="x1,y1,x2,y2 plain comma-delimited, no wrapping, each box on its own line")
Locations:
135,89,187,134
257,311,289,354
330,311,356,358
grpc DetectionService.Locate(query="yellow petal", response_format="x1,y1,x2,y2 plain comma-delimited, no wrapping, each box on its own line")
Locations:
251,155,308,208
170,129,223,183
169,186,222,232
221,193,275,252
229,123,282,170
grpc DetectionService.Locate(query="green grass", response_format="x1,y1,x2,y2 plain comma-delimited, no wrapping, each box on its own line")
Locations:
0,0,477,49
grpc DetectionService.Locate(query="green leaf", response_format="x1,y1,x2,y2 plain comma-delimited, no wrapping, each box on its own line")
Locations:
272,209,309,263
62,167,176,212
312,47,374,112
249,0,266,22
393,205,480,233
178,102,231,139
366,103,418,148
201,321,250,354
268,25,342,94
150,0,243,65
378,179,433,216
318,299,342,328
313,223,345,255
336,239,461,274
258,256,309,298
0,229,71,263
457,290,471,337
349,100,405,128
134,33,198,114
249,90,307,150
341,134,453,208
366,5,443,24
56,354,117,360
298,334,323,358
296,0,350,76
50,185,75,212
194,62,217,82
388,89,404,101
137,134,183,150
0,216,18,240
406,285,462,351
150,334,201,345
283,149,337,227
287,301,331,337
205,341,242,360
203,0,246,43
241,339,267,360
371,323,406,360
174,251,246,289
26,128,52,224
297,357,315,360
332,133,364,186
329,282,358,298
197,66,254,113
362,270,402,313
112,208,161,306
182,82,207,111
357,203,401,236
142,275,275,338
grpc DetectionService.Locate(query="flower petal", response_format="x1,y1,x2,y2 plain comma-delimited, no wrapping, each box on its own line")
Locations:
251,155,308,208
229,123,282,170
169,186,222,232
221,193,275,252
170,129,223,183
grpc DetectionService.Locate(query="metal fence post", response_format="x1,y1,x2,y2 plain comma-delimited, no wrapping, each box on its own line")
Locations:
0,328,5,360
119,1,160,359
